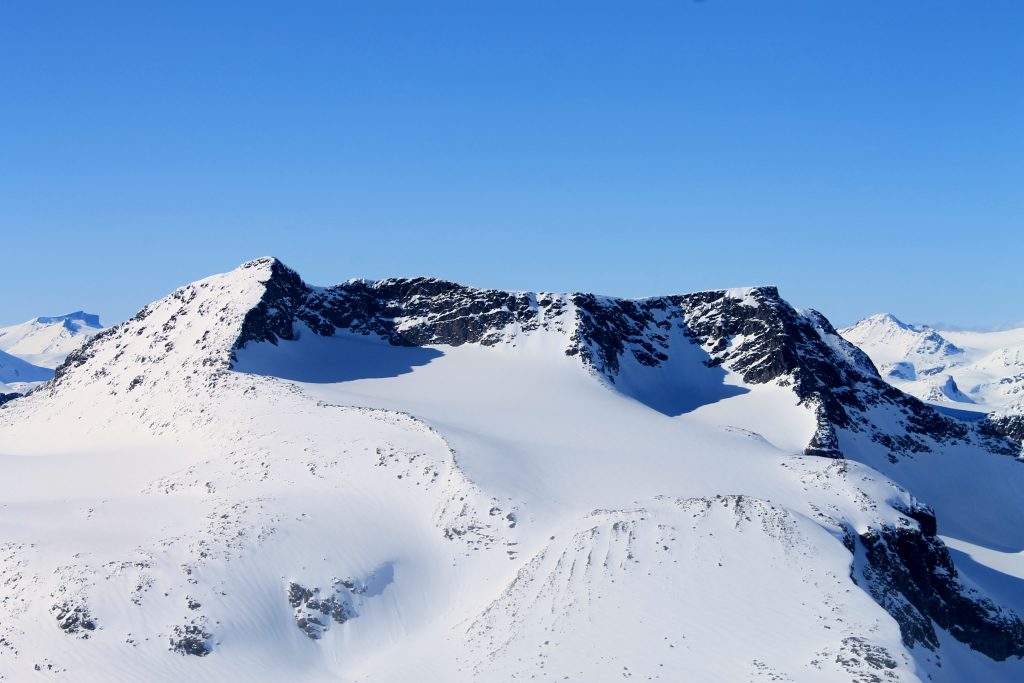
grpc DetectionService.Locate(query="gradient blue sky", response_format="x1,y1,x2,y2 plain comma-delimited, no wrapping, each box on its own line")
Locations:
2,1,1021,328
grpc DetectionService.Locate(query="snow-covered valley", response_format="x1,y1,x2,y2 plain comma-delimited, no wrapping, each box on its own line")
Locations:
1,258,1023,681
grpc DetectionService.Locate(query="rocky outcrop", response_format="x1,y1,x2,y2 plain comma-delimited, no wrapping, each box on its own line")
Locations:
855,508,1024,660
985,413,1024,444
51,602,96,638
287,580,361,640
234,270,553,352
168,621,212,656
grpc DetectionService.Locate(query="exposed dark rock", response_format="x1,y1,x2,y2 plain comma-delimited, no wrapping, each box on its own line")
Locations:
234,265,546,352
984,413,1024,444
0,392,21,407
804,400,843,459
295,613,327,640
307,595,353,625
169,622,212,656
287,581,312,608
891,501,938,538
233,258,312,348
287,580,359,640
835,636,900,679
52,602,97,638
856,523,1024,660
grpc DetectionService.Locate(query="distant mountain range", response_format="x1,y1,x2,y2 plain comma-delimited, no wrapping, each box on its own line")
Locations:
840,313,1024,416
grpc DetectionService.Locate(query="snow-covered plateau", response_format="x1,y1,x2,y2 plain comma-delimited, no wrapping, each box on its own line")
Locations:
1,258,1023,682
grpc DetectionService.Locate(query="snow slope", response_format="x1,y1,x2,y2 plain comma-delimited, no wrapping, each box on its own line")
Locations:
1,258,1023,682
0,347,53,389
0,312,104,369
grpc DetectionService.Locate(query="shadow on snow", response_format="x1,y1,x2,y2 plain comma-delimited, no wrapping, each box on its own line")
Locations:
232,330,443,383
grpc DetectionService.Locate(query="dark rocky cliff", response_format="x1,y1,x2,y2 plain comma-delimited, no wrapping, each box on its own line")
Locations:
233,259,1019,465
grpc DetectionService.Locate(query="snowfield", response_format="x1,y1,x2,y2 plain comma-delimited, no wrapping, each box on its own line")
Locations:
1,258,1023,681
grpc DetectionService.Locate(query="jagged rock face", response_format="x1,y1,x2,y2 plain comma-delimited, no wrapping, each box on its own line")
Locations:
233,259,311,348
229,261,1017,463
235,269,557,351
857,517,1024,660
983,395,1024,444
571,290,873,456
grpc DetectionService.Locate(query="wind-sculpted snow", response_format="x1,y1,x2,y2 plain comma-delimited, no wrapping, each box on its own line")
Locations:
1,257,1023,681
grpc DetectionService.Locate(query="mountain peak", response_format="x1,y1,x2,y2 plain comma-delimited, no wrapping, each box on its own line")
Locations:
239,255,282,269
853,312,912,330
841,313,963,367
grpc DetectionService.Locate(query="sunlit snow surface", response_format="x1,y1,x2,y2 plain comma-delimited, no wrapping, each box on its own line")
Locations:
0,312,104,370
0,260,1022,682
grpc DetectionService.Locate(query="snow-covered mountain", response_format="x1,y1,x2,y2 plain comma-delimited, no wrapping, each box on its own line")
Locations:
0,347,53,391
840,314,965,377
841,314,1024,417
0,312,102,399
0,311,104,369
1,258,1023,682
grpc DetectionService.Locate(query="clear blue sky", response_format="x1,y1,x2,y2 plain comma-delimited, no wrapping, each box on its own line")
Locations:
2,1,1021,329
